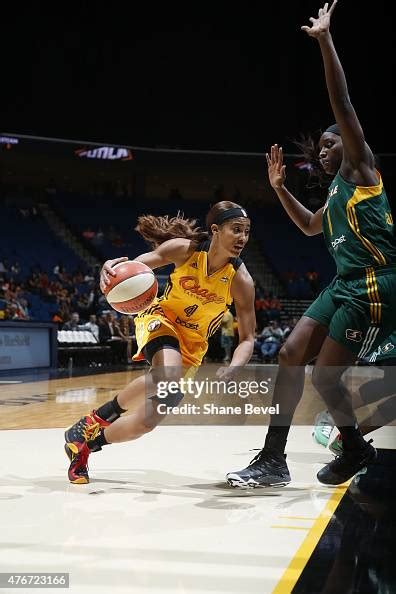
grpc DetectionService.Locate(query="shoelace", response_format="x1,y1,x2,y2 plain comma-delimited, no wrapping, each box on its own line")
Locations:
248,451,263,466
320,424,333,438
248,449,283,468
82,419,100,442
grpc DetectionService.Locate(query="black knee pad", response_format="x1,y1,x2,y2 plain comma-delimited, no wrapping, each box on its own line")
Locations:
150,389,184,409
143,336,180,365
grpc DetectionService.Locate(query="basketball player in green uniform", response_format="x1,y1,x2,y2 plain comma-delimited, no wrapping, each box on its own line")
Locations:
227,0,396,487
314,331,396,454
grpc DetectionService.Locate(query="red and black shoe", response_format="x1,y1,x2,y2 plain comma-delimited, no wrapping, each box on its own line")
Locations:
65,442,91,484
65,411,109,448
64,411,110,484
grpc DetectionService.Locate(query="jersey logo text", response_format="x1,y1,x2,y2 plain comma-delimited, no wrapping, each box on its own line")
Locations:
184,305,198,317
331,235,346,249
179,276,225,305
346,329,363,342
175,316,199,330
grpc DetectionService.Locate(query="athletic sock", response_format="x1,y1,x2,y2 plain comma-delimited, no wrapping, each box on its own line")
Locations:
96,395,127,423
87,428,109,452
338,424,367,451
264,425,290,453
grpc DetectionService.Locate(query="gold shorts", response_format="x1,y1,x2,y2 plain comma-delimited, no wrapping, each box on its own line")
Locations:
133,310,208,368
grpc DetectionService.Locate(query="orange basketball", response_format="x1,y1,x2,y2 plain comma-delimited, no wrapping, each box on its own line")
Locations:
103,261,158,314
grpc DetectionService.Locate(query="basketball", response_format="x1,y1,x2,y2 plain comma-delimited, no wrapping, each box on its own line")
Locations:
103,261,158,314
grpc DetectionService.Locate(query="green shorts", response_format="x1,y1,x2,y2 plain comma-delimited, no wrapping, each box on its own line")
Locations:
367,331,396,364
304,266,396,357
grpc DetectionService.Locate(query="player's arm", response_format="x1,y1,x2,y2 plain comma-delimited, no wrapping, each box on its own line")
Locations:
228,265,256,367
266,144,323,236
301,1,375,173
134,238,193,269
99,239,194,293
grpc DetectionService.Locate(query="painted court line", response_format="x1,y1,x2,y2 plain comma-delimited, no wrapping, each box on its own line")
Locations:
272,485,348,594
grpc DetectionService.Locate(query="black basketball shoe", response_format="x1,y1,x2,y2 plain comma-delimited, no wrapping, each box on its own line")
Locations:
226,448,291,488
317,439,377,485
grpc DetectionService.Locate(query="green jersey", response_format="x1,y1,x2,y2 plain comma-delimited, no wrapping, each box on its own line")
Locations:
322,171,396,277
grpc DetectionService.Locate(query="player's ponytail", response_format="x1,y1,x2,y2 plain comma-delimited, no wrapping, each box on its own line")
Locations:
135,213,208,249
294,132,331,187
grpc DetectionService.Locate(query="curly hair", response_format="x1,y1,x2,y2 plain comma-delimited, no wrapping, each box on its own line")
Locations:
135,213,208,249
135,201,248,249
294,131,333,188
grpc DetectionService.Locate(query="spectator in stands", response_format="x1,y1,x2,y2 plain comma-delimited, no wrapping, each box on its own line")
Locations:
74,293,94,318
80,314,100,341
282,317,298,340
99,312,116,342
254,288,270,331
255,320,284,363
98,312,128,363
267,293,282,321
305,268,320,296
63,312,80,330
118,315,137,361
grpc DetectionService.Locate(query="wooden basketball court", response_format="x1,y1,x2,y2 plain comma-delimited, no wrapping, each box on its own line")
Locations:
0,364,394,593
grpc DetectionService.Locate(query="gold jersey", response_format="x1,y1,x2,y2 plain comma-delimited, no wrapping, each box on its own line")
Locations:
134,241,242,366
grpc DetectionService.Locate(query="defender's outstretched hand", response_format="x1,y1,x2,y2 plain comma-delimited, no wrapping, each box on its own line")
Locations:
266,144,286,190
301,0,338,38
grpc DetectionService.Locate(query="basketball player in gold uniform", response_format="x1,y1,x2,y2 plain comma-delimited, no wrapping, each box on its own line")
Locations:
64,201,255,483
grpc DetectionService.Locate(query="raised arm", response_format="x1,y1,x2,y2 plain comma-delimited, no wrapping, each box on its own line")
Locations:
266,144,323,236
301,1,376,178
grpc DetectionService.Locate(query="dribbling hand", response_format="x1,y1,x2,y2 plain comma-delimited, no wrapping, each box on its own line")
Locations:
266,144,286,190
301,1,338,38
99,256,128,293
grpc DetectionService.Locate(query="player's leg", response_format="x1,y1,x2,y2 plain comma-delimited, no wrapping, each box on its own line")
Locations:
101,345,184,444
313,338,396,448
226,315,328,488
63,341,173,462
329,362,396,454
65,342,185,484
311,334,377,485
313,271,396,479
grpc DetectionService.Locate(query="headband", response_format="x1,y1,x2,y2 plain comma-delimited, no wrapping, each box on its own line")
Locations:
213,207,249,226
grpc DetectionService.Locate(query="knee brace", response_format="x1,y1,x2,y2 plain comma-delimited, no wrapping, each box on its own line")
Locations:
150,389,184,409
